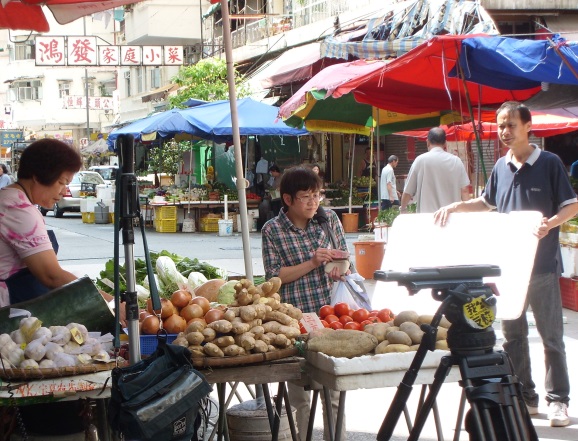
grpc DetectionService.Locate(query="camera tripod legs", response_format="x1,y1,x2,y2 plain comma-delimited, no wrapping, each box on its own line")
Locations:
401,351,538,441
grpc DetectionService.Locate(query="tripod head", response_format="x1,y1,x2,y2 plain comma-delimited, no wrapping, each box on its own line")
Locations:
375,265,500,330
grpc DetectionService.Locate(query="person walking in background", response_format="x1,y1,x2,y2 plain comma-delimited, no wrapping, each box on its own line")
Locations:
262,166,349,440
434,101,577,427
0,164,12,189
380,155,399,210
267,164,283,216
400,127,470,213
359,146,377,180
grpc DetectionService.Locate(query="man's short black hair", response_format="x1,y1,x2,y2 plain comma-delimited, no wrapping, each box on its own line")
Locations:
496,101,532,124
269,164,280,173
427,127,447,145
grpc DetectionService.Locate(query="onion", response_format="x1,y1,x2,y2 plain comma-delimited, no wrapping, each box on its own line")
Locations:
139,310,150,322
163,314,186,334
141,315,161,335
171,290,192,309
190,296,211,314
180,304,205,322
204,308,225,324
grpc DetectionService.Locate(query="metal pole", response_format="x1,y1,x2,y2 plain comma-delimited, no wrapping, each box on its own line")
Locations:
220,0,253,281
83,17,90,144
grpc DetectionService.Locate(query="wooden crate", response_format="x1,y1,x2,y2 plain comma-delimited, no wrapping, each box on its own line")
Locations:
559,277,578,311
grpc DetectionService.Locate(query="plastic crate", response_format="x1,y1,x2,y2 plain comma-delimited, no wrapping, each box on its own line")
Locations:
200,217,220,232
82,212,95,224
140,334,177,356
560,277,578,311
155,205,177,220
155,218,177,233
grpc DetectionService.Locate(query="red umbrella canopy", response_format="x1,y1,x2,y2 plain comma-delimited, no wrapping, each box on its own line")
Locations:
0,0,143,32
329,35,541,116
399,111,578,141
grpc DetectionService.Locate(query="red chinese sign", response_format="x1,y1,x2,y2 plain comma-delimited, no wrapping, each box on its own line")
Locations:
63,96,114,110
35,37,183,66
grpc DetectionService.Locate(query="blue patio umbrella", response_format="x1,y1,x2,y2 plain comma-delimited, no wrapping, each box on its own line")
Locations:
107,109,202,150
178,97,308,142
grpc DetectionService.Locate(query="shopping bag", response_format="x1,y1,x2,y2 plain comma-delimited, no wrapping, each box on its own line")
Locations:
331,273,372,311
108,334,212,441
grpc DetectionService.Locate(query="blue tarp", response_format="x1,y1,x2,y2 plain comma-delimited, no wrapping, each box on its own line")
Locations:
107,98,307,150
455,35,578,90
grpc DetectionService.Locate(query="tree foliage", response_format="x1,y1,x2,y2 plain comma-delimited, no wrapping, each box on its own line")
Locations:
167,58,251,109
147,140,192,180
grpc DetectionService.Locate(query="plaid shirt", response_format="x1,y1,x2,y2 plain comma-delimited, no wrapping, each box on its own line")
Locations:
261,207,348,313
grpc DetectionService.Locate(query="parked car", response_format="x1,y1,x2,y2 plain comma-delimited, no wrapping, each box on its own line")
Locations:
40,171,105,217
89,165,118,185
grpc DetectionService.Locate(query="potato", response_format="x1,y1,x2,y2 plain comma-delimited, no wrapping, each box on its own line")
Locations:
436,327,448,341
307,329,378,358
185,331,205,346
393,311,419,327
374,340,390,354
364,323,389,343
386,331,412,346
195,279,226,302
384,344,412,353
399,322,424,344
435,340,449,350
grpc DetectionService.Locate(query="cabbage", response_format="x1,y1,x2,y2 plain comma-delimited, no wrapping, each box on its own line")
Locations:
156,256,187,295
187,272,208,292
217,280,238,305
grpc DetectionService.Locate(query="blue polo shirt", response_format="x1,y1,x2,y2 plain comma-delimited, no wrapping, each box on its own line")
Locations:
482,146,577,275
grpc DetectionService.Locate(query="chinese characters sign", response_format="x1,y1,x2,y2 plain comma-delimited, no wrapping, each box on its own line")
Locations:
0,130,24,147
36,36,183,66
63,96,114,110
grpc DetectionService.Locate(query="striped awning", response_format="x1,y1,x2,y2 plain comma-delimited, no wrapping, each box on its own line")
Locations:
321,37,425,60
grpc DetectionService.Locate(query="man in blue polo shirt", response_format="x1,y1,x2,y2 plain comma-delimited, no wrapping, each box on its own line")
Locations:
434,101,578,428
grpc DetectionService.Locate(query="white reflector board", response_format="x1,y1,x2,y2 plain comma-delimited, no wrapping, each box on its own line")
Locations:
375,211,542,320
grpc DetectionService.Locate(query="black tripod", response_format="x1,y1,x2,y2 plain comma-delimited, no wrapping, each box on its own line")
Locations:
374,265,539,441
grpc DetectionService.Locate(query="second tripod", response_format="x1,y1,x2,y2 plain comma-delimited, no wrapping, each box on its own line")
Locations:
374,265,538,441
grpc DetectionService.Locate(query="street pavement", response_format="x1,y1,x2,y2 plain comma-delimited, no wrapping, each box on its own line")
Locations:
47,213,578,440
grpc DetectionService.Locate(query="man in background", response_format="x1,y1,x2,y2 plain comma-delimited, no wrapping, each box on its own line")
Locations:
434,101,576,427
400,127,470,213
380,155,399,210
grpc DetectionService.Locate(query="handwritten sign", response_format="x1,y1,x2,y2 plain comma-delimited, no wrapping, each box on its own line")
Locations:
300,313,325,333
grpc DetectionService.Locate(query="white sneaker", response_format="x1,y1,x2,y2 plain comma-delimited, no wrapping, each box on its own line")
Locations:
548,401,570,427
526,403,539,415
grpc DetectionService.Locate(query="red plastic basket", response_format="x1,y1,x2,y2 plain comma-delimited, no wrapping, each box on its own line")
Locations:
559,277,578,311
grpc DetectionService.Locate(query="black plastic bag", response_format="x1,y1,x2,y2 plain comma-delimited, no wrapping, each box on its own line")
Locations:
108,336,212,440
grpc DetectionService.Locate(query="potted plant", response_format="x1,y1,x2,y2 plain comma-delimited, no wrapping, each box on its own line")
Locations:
374,204,416,241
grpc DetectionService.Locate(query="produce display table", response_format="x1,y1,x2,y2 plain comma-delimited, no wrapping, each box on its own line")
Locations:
147,200,260,231
304,350,461,441
199,356,302,441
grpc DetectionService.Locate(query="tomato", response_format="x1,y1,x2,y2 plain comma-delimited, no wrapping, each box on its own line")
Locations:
351,308,369,323
320,320,330,328
377,309,394,323
339,315,353,325
333,302,350,317
359,319,373,328
367,316,382,323
344,321,362,331
324,314,339,324
319,305,334,319
329,321,344,330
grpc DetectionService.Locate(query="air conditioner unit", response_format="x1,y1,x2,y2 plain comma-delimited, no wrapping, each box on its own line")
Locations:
123,71,131,79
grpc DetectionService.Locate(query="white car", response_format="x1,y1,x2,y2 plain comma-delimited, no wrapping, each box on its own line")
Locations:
89,165,118,185
40,171,105,217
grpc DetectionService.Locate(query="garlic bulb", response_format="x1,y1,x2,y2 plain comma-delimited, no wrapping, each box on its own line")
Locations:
44,342,64,360
24,338,47,362
20,359,40,369
49,326,72,345
31,327,52,345
39,359,56,369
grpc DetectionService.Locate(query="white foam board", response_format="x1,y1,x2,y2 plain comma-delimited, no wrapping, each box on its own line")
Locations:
376,212,541,321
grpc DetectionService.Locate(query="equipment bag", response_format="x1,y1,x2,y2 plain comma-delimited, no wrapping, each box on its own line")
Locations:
108,335,212,440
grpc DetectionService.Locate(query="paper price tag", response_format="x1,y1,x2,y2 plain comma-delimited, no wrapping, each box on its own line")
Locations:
300,313,324,333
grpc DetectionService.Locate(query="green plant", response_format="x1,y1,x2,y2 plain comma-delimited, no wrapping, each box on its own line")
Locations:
375,207,400,226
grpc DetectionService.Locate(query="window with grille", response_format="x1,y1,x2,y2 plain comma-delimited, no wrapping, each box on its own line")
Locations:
12,42,35,61
59,82,70,98
150,67,161,89
9,80,43,101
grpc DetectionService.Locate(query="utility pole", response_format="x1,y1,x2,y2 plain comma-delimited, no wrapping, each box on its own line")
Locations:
83,17,91,145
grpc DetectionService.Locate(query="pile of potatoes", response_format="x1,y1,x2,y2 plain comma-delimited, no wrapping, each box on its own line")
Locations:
172,277,305,358
365,310,450,354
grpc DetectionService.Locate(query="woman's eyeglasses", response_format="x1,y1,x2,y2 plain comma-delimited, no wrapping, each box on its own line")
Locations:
295,193,324,204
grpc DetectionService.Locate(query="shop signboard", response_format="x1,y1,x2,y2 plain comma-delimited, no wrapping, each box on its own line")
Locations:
0,130,24,148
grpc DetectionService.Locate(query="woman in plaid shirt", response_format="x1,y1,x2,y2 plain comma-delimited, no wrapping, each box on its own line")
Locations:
262,165,349,440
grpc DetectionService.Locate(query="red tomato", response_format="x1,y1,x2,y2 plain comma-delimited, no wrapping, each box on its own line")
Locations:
351,308,370,323
319,305,334,319
367,316,382,323
359,319,373,328
321,320,330,328
333,302,350,317
344,321,362,331
330,321,344,330
339,315,353,325
377,309,393,323
325,314,339,324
